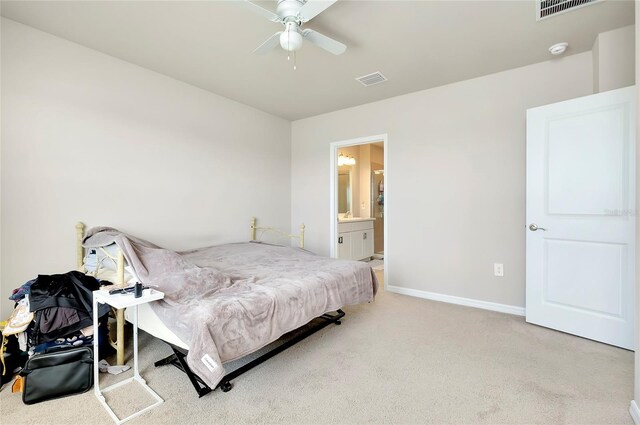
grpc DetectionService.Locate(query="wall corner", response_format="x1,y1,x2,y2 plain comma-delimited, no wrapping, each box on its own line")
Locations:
592,34,600,93
593,24,635,93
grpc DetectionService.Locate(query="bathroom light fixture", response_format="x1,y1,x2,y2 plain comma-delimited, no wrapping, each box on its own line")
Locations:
338,153,356,166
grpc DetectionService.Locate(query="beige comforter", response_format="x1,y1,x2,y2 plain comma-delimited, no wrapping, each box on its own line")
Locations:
83,228,378,388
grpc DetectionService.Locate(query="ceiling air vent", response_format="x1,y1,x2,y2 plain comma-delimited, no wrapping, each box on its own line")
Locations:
356,72,388,87
537,0,602,20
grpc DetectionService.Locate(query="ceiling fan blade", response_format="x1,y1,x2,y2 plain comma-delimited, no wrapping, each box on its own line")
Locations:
253,32,283,54
242,1,282,22
302,29,346,55
297,0,337,22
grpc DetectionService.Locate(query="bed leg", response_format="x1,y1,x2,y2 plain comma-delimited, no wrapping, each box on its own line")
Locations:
321,309,345,325
116,309,125,365
115,250,126,365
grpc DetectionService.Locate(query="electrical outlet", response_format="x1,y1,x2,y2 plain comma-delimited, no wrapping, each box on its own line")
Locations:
494,263,504,277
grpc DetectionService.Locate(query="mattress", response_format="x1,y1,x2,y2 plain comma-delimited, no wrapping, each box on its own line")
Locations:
124,303,188,350
87,244,188,349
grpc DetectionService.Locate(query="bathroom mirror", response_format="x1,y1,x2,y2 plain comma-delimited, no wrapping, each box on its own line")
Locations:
338,170,351,214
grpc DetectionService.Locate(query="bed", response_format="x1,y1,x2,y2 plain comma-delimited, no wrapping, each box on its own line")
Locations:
77,219,378,395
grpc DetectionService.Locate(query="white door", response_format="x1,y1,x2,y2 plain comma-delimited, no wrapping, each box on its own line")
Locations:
526,86,636,350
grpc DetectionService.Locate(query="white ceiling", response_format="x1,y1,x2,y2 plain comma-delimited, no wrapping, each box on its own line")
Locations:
1,0,635,120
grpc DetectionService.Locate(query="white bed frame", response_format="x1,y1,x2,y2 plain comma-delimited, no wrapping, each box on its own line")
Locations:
76,218,305,365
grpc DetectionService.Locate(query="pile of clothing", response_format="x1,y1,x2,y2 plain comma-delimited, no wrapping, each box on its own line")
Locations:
1,271,112,386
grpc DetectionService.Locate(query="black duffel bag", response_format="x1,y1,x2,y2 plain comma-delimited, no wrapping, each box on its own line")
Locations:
20,346,93,404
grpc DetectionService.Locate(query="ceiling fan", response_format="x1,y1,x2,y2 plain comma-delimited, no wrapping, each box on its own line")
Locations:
243,0,347,63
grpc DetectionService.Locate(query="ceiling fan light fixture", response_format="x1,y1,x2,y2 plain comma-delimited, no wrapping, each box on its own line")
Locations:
280,27,303,51
244,0,346,60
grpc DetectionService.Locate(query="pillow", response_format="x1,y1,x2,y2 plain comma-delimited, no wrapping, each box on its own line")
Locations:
83,244,138,284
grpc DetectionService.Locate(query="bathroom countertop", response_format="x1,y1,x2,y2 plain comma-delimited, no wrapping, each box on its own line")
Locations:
338,217,376,223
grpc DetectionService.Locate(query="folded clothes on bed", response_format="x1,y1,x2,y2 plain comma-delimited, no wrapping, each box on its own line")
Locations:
83,227,378,389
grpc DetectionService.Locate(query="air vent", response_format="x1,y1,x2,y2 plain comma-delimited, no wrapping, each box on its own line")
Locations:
356,72,388,87
537,0,602,20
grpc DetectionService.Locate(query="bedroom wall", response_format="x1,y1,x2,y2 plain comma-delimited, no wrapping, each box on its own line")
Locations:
291,52,594,310
0,19,291,318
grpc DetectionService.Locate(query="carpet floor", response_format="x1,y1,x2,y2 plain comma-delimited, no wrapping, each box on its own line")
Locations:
366,259,384,271
0,272,634,425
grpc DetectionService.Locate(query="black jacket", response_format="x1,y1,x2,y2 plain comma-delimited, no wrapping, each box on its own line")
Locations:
29,271,111,343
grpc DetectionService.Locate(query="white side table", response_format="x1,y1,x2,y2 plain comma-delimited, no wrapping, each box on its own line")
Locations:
92,288,165,424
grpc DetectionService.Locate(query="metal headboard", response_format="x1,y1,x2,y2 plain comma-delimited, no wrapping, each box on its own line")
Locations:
250,217,305,248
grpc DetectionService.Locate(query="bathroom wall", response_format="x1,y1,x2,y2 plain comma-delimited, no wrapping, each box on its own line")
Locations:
370,144,385,253
360,144,385,219
358,145,372,218
371,145,384,166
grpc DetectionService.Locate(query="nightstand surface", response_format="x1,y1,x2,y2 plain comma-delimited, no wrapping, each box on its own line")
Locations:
94,288,164,309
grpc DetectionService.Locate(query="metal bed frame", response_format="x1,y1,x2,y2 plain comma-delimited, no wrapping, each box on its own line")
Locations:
154,309,344,396
76,222,127,364
77,218,348,396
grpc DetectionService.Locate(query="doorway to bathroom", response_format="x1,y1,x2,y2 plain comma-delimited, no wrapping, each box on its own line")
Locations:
329,134,388,287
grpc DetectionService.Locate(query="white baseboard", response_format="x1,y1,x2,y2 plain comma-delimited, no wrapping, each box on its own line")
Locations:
386,285,526,316
630,400,640,425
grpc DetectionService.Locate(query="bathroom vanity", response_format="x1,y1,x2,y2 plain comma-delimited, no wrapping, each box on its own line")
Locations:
337,218,375,261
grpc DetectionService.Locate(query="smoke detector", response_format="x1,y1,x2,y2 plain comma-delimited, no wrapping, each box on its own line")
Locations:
549,42,569,56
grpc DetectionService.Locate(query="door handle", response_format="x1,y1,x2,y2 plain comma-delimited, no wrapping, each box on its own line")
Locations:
338,236,343,244
363,232,367,240
529,224,547,232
